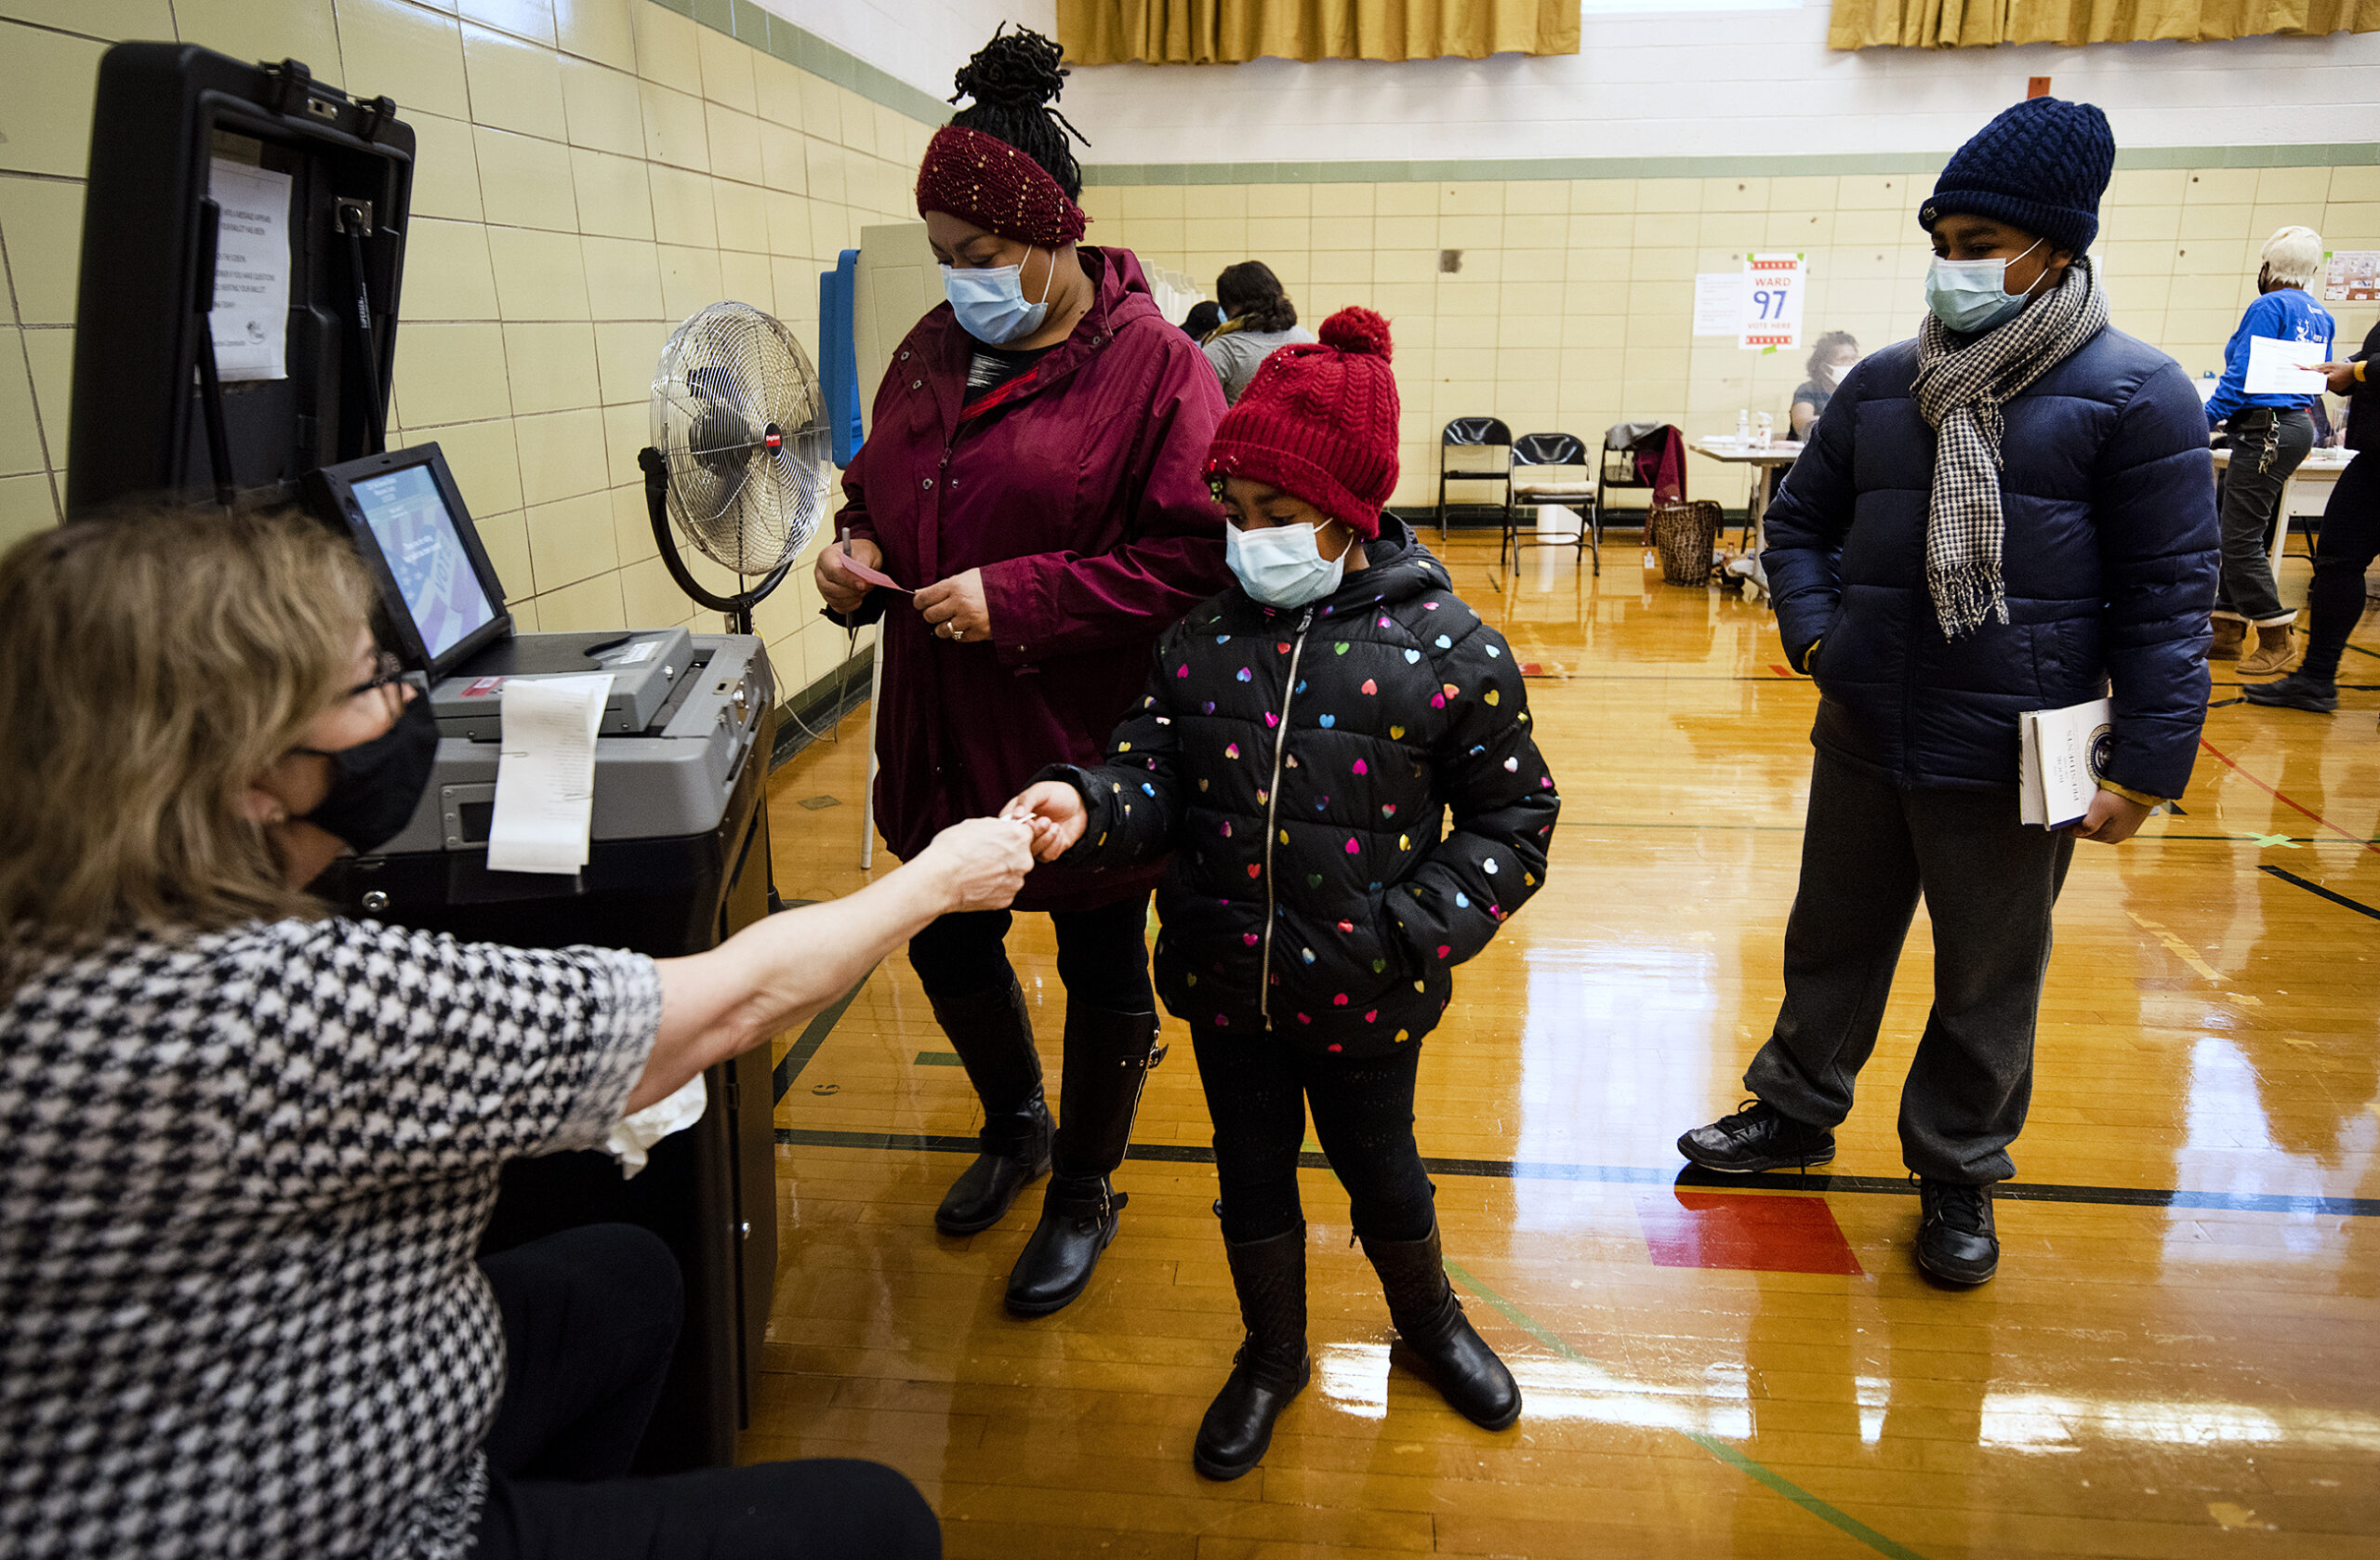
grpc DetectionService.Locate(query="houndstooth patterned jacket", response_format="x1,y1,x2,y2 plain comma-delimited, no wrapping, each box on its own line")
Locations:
0,918,662,1558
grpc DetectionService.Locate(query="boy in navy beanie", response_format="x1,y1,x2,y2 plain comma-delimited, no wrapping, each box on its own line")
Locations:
1677,98,2218,1286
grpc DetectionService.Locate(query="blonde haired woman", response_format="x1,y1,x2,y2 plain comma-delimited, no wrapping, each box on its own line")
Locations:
2204,224,2335,675
0,507,1029,1558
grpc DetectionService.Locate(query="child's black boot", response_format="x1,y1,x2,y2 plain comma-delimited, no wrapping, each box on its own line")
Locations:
1194,1222,1311,1480
928,979,1053,1236
1362,1218,1522,1430
1005,1006,1164,1315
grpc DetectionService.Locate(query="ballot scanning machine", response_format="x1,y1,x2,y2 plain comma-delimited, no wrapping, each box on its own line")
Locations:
64,41,779,1474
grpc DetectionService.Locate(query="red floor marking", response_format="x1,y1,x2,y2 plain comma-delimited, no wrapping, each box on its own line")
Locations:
1639,1189,1864,1276
1769,664,1804,679
2197,736,2380,855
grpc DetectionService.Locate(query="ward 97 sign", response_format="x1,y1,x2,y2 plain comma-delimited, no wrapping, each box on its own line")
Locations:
1739,253,1805,351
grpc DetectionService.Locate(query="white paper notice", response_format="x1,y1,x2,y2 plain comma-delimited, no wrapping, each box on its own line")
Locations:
486,674,613,875
1739,252,1805,351
2242,334,2330,396
1693,272,1746,336
206,158,293,382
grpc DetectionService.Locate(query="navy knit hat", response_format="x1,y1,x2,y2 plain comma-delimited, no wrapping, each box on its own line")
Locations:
1920,97,2115,257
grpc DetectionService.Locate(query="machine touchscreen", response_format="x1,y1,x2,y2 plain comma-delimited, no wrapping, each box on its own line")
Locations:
309,443,511,677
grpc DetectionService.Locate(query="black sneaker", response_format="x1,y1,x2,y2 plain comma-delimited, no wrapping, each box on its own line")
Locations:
2241,671,2338,713
1914,1177,1998,1285
1676,1099,1835,1174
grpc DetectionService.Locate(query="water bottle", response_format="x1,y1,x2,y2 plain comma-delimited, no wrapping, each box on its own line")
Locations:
1736,409,1751,445
1754,412,1773,450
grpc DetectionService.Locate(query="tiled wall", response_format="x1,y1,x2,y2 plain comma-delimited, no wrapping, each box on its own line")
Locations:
0,0,943,703
1078,163,2380,511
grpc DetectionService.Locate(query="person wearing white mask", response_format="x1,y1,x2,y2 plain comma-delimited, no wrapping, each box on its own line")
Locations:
1791,331,1862,440
1677,99,2218,1288
813,27,1231,1317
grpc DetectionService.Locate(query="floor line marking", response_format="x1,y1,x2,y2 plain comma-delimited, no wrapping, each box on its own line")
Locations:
2122,909,2261,1004
1441,1257,1932,1560
772,968,877,1104
771,1129,2380,1217
2197,736,2380,855
2260,864,2380,922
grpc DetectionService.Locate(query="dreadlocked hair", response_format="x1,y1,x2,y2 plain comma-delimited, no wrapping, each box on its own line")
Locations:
948,24,1087,203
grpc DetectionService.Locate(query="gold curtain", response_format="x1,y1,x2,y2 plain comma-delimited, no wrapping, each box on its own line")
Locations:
1057,0,1581,65
1831,0,2380,48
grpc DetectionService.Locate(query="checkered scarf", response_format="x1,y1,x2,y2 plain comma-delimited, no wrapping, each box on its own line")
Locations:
1911,257,2109,640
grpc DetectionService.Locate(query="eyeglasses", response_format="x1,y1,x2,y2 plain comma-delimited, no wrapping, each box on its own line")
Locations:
346,648,408,702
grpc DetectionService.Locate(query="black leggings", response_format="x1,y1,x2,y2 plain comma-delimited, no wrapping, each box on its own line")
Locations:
1192,1035,1436,1245
472,1225,940,1560
2302,453,2380,683
907,891,1155,1012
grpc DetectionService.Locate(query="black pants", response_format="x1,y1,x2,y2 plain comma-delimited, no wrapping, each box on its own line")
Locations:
472,1226,941,1560
1192,1035,1437,1245
1743,751,2074,1184
2301,452,2380,683
907,892,1155,1013
2214,406,2315,626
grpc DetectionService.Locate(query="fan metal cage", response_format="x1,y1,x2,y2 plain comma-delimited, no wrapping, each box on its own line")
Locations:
650,301,829,576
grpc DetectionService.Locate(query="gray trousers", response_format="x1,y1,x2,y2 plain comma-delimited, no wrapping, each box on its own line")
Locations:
1745,751,2075,1184
2214,405,2314,626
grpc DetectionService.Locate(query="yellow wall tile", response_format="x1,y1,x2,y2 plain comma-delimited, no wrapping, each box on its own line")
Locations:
760,123,809,194
464,20,568,139
658,244,724,323
532,568,627,630
707,102,764,187
796,69,841,140
0,332,46,474
641,80,710,171
719,248,774,313
408,112,485,221
593,317,668,403
1438,182,1503,216
649,163,720,246
561,57,646,155
765,190,811,258
611,483,658,566
753,54,804,128
838,90,877,158
582,237,664,321
2185,168,2260,205
0,0,171,37
472,506,533,598
694,21,756,113
20,327,70,448
803,139,848,206
174,0,341,84
630,0,701,93
619,552,687,625
416,416,524,517
0,23,105,178
474,125,580,230
487,226,591,318
2330,167,2380,203
0,178,83,326
403,218,501,320
573,147,656,240
599,401,644,486
527,488,616,588
514,405,607,504
339,0,471,121
555,0,635,70
0,469,56,546
393,322,512,424
461,0,557,47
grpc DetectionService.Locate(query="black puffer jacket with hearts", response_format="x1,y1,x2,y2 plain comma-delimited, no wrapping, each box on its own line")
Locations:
1044,517,1559,1057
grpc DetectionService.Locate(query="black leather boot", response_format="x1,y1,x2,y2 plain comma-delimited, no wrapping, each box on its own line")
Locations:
1362,1219,1522,1431
1004,1005,1162,1316
1194,1223,1311,1481
928,980,1053,1236
1915,1176,1999,1285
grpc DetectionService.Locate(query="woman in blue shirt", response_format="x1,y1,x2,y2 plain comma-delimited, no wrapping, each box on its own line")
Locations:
2204,226,2334,676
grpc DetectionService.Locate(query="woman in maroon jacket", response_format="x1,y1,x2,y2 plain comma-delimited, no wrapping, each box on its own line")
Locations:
816,32,1230,1315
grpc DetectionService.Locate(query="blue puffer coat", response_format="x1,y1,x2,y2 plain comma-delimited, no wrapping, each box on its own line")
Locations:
1764,324,2219,800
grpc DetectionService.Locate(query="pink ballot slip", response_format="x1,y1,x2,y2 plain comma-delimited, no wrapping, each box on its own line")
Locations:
836,545,911,595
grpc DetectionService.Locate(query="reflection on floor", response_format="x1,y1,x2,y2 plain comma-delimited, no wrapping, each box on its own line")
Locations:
752,537,2380,1559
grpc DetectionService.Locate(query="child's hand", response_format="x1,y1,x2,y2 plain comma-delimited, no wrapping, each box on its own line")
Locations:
1001,782,1088,862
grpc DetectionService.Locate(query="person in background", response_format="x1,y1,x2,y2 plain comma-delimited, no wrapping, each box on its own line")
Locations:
0,507,1027,1559
1203,260,1316,403
2244,321,2380,719
2204,226,2335,676
1791,331,1861,440
1183,298,1223,340
1677,98,2218,1287
815,25,1232,1318
1004,309,1557,1479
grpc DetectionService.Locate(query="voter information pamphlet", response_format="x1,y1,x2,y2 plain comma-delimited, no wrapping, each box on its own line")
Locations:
2242,334,2330,396
2018,697,2113,829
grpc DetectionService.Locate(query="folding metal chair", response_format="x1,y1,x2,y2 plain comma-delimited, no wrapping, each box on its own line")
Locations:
1590,421,1672,548
1502,432,1598,575
1435,417,1512,542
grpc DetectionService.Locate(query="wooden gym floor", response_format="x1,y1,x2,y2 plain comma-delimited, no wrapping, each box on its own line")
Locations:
749,535,2380,1559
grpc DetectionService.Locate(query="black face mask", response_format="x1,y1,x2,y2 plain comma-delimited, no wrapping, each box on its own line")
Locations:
297,693,440,855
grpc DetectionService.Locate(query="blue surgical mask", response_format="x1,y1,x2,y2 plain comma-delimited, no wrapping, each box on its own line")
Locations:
941,253,1054,345
1924,238,2045,334
1225,522,1348,608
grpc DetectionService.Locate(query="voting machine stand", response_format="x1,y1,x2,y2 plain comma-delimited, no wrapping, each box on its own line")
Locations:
65,41,780,1473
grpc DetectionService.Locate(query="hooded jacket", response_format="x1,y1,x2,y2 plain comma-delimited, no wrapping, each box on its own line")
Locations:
832,245,1232,911
1765,324,2218,800
1046,519,1559,1056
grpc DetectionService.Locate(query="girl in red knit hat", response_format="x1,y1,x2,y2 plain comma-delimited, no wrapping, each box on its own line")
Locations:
1005,308,1563,1479
817,27,1232,1321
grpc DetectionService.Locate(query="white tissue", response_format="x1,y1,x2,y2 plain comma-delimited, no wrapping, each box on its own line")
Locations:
605,1073,708,1179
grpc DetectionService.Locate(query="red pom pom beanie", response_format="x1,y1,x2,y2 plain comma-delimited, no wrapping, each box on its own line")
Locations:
1204,308,1399,539
914,125,1088,247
